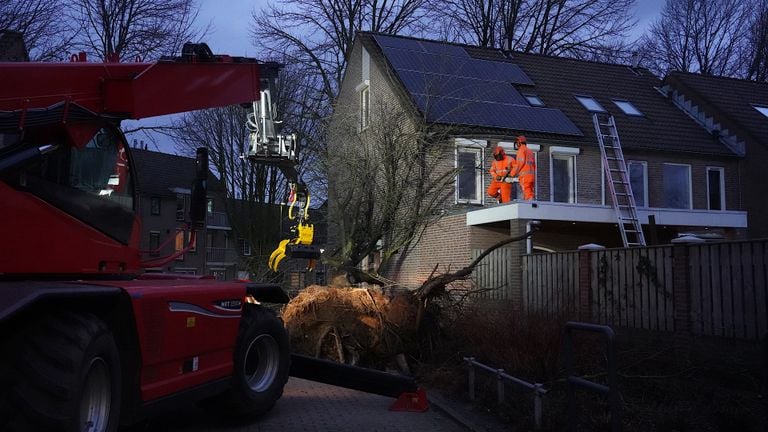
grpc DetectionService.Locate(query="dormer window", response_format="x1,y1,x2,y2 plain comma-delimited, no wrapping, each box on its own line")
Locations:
753,105,768,118
575,95,606,112
613,99,643,116
524,94,545,107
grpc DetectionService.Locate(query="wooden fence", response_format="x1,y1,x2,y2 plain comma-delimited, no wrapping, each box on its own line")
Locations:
689,241,768,340
521,251,579,316
471,239,768,341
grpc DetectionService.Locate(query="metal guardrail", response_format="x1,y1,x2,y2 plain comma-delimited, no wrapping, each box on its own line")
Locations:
463,356,547,430
564,321,621,432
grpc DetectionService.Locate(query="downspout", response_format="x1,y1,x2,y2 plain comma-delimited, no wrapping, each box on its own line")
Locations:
526,220,541,254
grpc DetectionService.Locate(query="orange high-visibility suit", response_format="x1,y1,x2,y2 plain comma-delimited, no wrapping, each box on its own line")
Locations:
487,147,516,203
509,135,536,200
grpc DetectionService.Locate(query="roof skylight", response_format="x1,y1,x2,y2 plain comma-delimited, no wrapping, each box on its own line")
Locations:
753,105,768,118
613,100,643,116
524,94,545,107
575,96,606,112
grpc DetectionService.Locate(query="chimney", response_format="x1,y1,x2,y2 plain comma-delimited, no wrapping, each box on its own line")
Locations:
631,51,640,68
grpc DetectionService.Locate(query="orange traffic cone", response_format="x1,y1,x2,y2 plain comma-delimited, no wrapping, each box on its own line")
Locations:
389,388,429,412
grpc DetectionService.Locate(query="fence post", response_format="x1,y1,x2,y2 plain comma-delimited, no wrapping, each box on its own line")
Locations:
533,384,544,430
577,246,601,322
496,369,505,404
671,243,692,344
466,357,476,401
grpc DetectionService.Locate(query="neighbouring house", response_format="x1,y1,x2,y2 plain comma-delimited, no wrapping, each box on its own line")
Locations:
329,32,749,288
661,72,768,239
132,148,240,280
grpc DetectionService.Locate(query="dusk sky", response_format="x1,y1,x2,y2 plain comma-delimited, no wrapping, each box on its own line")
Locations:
125,0,668,153
198,0,667,56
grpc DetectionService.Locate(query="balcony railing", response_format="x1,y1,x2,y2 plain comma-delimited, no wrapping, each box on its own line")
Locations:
206,247,238,264
206,211,231,229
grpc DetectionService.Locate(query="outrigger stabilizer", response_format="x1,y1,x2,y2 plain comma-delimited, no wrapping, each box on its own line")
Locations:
243,68,321,272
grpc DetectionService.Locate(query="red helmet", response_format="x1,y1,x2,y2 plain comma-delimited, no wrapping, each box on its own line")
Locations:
492,147,506,160
516,135,527,144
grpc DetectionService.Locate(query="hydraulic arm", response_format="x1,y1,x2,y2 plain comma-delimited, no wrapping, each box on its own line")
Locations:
243,76,321,271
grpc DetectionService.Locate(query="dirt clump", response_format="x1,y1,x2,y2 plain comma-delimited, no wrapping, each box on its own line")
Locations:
282,285,419,370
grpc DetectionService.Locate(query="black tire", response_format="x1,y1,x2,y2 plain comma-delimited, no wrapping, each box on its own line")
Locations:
0,312,121,432
211,306,290,420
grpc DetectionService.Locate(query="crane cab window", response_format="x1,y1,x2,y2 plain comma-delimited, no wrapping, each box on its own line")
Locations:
69,128,134,209
20,125,136,244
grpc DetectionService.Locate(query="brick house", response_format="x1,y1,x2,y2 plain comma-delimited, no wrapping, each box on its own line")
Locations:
132,148,242,280
329,32,749,287
661,72,768,239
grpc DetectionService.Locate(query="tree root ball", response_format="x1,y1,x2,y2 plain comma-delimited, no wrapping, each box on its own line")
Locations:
282,285,419,368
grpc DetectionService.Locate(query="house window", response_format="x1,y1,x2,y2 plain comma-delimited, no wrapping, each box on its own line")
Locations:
175,229,185,260
359,85,370,130
176,194,188,221
455,139,484,204
150,197,161,215
627,161,648,207
524,94,545,107
575,96,606,112
707,167,725,210
238,238,252,256
663,163,692,209
613,100,643,116
753,105,768,118
550,147,579,203
206,198,214,214
210,270,227,281
149,231,160,257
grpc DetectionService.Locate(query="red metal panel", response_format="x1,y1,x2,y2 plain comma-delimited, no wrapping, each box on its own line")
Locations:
114,279,245,401
0,61,260,119
0,181,142,275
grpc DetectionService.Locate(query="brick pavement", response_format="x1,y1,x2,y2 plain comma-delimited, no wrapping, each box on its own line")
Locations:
127,377,473,432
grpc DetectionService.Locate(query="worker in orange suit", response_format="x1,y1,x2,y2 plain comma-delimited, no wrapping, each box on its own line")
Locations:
509,135,536,200
487,146,516,203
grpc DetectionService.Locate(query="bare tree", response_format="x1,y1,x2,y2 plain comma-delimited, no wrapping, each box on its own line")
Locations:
170,104,284,277
746,1,768,81
170,64,322,278
0,0,75,60
431,0,636,59
326,101,459,285
251,0,430,108
67,0,203,61
639,0,751,77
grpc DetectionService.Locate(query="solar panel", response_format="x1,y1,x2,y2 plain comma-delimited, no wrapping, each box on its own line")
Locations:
397,70,528,105
419,40,469,57
372,34,581,136
374,34,424,52
412,95,582,135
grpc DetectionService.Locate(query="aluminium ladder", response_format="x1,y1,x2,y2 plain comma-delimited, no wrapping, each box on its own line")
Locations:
592,114,646,247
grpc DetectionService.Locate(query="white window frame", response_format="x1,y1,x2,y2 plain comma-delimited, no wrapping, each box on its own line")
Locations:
627,160,648,208
357,82,370,131
752,105,768,118
612,99,643,116
706,166,725,211
455,138,485,204
238,238,252,257
663,163,693,209
524,94,545,107
550,146,579,203
575,95,606,113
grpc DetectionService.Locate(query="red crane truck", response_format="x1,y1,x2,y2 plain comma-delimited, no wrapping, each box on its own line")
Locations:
0,35,309,431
